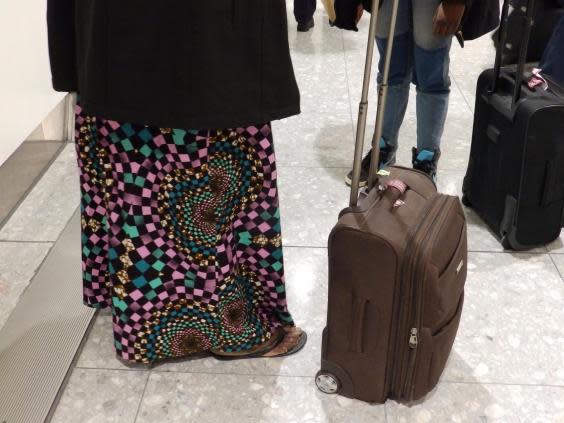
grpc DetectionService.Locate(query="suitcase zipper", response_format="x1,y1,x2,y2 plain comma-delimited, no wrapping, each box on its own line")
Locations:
404,196,453,400
390,195,440,396
408,328,418,348
395,195,453,400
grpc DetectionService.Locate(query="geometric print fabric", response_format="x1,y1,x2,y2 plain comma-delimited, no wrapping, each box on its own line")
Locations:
75,105,294,363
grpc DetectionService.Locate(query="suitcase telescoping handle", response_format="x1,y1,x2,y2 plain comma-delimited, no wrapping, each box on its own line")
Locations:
349,0,401,207
492,0,537,107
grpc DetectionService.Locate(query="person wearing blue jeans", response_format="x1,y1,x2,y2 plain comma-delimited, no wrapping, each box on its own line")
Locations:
345,0,466,185
295,0,317,32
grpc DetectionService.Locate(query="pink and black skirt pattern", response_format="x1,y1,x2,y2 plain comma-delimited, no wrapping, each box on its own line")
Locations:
75,105,294,363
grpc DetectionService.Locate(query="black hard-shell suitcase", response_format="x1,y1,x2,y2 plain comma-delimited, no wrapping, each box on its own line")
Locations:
462,0,564,250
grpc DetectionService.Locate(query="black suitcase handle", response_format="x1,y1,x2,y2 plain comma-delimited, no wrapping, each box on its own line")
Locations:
492,0,537,107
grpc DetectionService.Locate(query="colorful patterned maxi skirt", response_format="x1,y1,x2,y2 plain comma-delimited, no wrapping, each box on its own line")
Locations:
75,106,294,363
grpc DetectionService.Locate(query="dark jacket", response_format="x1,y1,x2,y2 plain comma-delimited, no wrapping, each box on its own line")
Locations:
460,0,501,41
47,0,300,129
334,0,500,42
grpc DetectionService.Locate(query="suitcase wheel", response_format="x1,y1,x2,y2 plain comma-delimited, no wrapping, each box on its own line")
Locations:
315,371,340,395
461,194,472,208
501,235,512,250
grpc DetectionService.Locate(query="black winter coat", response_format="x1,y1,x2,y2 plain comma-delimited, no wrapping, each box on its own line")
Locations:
47,0,301,129
334,0,500,42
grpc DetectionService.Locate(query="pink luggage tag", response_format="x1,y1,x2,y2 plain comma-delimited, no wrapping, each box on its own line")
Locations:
386,179,407,194
528,68,548,91
385,179,407,208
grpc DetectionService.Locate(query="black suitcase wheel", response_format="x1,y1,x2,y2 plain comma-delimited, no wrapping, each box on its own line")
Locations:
315,370,340,395
461,194,472,208
501,235,512,250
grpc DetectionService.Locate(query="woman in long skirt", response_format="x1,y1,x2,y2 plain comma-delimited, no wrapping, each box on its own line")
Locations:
48,1,305,363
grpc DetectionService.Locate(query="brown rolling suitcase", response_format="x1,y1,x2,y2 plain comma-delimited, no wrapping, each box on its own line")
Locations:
316,0,468,403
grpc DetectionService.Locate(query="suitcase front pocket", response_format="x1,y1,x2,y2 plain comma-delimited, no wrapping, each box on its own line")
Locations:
411,295,464,401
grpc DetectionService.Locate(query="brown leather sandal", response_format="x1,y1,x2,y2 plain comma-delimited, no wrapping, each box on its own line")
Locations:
261,326,307,358
211,326,307,360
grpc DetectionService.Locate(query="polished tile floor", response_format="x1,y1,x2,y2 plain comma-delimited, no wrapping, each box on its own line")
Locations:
1,2,564,422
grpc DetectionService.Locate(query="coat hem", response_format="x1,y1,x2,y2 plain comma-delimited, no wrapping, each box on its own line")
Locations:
79,100,301,129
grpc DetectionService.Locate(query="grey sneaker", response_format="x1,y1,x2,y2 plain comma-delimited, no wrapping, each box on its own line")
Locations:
345,139,396,187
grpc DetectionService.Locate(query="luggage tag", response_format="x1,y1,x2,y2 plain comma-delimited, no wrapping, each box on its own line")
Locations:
527,68,548,91
385,179,407,208
375,169,391,194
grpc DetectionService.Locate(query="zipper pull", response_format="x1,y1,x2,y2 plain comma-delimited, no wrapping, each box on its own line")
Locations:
409,328,418,349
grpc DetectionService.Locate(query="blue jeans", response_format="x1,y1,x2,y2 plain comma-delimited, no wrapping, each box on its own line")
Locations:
375,0,452,157
540,14,564,84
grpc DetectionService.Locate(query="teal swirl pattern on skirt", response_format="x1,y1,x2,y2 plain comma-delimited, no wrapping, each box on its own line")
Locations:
75,105,294,363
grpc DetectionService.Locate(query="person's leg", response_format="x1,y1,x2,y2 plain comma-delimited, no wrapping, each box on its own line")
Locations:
97,121,304,364
539,14,564,84
214,124,305,359
411,0,452,178
75,105,112,309
375,0,413,161
294,0,317,31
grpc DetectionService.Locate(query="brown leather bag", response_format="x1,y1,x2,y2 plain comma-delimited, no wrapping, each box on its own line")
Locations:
316,0,468,404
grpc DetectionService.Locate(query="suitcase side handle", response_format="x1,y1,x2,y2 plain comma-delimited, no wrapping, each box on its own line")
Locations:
541,159,564,208
350,297,368,353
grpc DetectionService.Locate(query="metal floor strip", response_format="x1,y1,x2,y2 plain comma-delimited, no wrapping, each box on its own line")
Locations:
0,210,95,423
0,141,66,230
